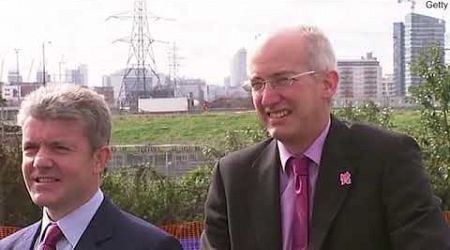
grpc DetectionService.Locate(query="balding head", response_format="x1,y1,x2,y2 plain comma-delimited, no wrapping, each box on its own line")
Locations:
249,25,337,74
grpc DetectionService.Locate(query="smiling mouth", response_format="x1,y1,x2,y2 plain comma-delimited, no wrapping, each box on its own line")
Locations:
267,109,291,119
35,177,60,183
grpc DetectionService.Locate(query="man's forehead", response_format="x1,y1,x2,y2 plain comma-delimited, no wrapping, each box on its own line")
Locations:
22,117,87,138
251,28,305,53
23,116,86,127
250,32,306,63
249,43,307,76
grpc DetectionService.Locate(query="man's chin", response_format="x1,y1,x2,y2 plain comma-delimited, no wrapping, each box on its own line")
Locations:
31,194,56,208
267,128,290,141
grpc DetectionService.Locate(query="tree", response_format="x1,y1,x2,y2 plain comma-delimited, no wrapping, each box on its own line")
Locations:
333,101,393,129
410,45,450,209
0,136,40,226
102,164,213,225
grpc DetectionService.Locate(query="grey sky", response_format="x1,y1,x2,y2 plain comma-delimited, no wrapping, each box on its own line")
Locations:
0,0,448,85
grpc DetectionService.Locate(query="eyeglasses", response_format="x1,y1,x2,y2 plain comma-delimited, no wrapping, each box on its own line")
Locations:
242,71,316,93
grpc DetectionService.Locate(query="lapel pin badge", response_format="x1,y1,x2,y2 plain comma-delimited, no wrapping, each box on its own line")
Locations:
339,171,352,186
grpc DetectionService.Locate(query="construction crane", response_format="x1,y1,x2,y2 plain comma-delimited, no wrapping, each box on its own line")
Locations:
398,0,415,12
14,48,20,81
27,58,34,82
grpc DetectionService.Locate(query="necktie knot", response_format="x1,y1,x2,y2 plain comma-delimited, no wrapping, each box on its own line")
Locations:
42,223,63,250
290,156,309,176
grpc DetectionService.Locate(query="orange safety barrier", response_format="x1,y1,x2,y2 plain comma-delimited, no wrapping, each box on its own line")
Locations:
0,226,20,239
3,214,450,240
1,223,205,240
160,221,204,239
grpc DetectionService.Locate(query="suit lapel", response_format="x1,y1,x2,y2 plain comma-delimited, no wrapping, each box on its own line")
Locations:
249,139,283,250
18,222,41,250
74,197,115,250
311,117,355,250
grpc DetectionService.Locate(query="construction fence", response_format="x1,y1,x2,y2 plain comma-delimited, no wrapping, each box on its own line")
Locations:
110,144,213,177
0,221,204,250
2,215,450,249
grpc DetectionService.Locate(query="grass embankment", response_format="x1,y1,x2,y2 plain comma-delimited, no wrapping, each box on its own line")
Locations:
112,110,420,146
112,111,260,146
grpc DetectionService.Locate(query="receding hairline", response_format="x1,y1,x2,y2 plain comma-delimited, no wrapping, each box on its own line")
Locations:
249,26,312,55
248,25,336,72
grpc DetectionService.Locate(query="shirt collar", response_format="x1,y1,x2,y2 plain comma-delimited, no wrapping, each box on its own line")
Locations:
39,189,104,247
278,117,331,172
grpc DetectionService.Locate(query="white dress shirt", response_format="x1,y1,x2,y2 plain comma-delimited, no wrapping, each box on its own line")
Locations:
35,189,104,250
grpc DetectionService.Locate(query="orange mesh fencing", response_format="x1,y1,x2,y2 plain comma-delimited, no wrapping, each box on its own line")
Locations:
446,212,450,225
160,221,204,239
160,221,203,250
0,222,205,240
0,226,20,239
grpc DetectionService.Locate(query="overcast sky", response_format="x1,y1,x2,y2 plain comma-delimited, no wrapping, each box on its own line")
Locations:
0,0,448,85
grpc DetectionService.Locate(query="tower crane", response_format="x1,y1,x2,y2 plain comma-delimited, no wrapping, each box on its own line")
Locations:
27,58,34,82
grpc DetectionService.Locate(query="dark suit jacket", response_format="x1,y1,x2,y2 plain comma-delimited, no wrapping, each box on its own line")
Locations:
0,197,183,250
201,117,450,250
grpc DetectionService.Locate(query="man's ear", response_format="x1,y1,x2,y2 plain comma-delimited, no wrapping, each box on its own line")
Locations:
321,70,339,98
93,146,112,175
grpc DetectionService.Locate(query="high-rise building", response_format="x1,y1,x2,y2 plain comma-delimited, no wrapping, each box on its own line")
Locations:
393,22,405,96
229,48,247,87
65,64,88,85
337,52,382,104
403,13,445,95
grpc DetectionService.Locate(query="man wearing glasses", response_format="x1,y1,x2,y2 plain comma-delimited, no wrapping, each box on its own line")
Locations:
201,25,450,250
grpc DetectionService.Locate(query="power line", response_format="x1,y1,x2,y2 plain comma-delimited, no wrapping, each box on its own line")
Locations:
110,0,170,112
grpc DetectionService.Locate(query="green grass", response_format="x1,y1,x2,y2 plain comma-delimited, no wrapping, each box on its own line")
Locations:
390,109,420,132
112,111,260,146
112,109,422,146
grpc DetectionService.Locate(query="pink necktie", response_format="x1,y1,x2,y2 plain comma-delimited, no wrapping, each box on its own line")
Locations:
290,156,310,250
41,223,63,250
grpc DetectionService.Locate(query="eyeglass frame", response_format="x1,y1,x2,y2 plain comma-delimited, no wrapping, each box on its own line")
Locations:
242,70,316,93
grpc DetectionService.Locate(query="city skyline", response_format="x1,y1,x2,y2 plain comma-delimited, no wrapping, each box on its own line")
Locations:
0,0,448,86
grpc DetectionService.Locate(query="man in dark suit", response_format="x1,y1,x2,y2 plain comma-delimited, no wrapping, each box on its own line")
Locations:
0,85,182,250
201,25,450,250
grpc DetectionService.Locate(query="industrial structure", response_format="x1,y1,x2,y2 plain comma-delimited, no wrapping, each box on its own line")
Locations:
111,0,167,111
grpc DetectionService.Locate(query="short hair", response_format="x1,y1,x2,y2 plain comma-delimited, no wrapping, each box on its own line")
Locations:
17,84,111,150
296,25,337,72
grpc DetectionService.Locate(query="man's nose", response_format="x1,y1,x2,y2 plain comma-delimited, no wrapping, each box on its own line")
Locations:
260,82,281,106
32,148,53,168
